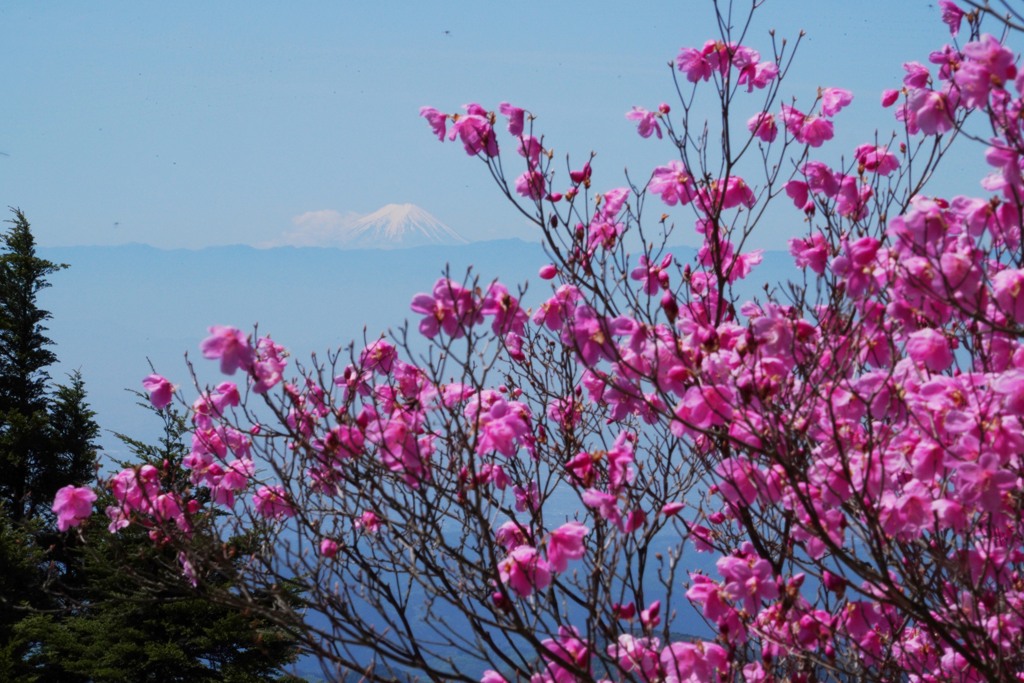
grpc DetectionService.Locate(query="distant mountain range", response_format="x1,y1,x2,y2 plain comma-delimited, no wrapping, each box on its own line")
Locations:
271,203,468,249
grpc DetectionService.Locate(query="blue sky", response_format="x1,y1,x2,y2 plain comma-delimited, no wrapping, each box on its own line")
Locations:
1,1,987,250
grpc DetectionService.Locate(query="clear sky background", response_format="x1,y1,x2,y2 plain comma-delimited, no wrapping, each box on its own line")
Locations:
0,1,991,251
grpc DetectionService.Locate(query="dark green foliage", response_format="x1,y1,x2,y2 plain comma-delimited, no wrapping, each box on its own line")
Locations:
15,530,303,682
0,210,304,680
0,208,75,524
0,209,100,678
11,399,304,682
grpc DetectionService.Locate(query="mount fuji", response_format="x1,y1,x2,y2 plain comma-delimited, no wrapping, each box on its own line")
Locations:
273,203,469,249
342,203,469,249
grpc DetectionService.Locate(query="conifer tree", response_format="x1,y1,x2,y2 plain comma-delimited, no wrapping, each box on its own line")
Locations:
0,209,100,676
0,208,88,523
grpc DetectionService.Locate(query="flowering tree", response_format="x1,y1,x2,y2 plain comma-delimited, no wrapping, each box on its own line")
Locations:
57,1,1024,680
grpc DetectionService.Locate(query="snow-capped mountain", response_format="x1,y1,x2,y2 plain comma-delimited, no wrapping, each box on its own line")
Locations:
267,204,469,249
341,203,468,249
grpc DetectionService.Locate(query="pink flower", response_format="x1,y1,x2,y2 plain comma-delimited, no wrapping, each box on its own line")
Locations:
253,485,294,520
410,278,483,339
546,521,589,572
419,106,447,141
201,326,254,375
660,640,728,683
498,101,525,136
904,62,931,89
448,105,499,157
939,1,965,36
676,45,714,82
640,600,661,629
956,34,1017,108
820,87,853,117
881,89,900,107
906,89,955,135
801,161,839,197
789,233,829,275
626,106,663,139
498,545,551,597
781,105,833,147
569,161,592,186
357,511,381,533
514,170,546,199
631,254,673,295
142,373,176,409
717,550,778,615
906,328,954,371
649,162,696,206
738,60,779,91
747,112,777,142
52,485,97,531
993,268,1024,322
320,538,339,558
855,144,899,175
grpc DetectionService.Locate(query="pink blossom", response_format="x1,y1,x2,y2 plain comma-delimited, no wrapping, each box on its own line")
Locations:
820,87,853,117
746,112,777,142
662,502,685,516
626,106,662,139
419,106,447,141
906,328,954,371
410,278,482,339
717,550,778,615
781,105,834,147
789,233,829,275
516,135,542,167
904,61,931,89
608,635,661,679
659,640,728,683
448,105,499,157
201,326,254,375
546,521,589,572
142,373,176,409
906,89,955,135
569,161,592,187
52,485,97,531
498,101,525,136
855,144,899,175
956,34,1017,108
630,253,673,295
252,336,287,394
881,89,901,107
676,45,714,82
801,161,839,197
514,170,546,199
993,268,1024,322
357,511,381,533
360,339,398,374
738,60,779,91
320,538,339,558
649,161,696,206
640,600,661,629
498,545,551,597
253,485,294,520
495,520,531,551
939,1,965,36
582,488,622,527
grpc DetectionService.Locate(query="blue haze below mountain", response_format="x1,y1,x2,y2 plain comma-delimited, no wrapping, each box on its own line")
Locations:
38,239,799,462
